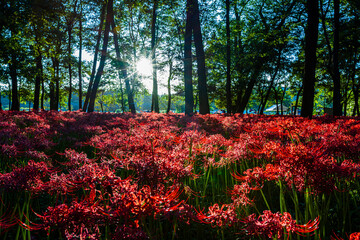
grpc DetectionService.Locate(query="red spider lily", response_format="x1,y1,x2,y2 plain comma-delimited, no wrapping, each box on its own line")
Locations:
151,186,184,212
232,164,283,184
294,217,320,236
0,213,16,229
17,211,45,231
350,233,360,240
229,182,255,207
196,203,238,228
111,223,149,240
0,160,55,192
242,210,319,239
29,198,105,238
331,232,360,240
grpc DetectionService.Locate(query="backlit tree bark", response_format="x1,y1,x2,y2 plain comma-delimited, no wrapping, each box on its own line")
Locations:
333,0,341,116
301,0,319,118
88,0,112,113
184,0,210,115
83,2,106,111
111,3,136,114
184,0,194,115
226,0,232,114
151,0,159,113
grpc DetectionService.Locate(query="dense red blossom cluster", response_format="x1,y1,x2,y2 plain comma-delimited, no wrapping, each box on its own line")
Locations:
0,111,359,239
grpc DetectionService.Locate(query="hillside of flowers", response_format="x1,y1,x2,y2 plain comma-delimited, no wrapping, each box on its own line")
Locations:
1,111,360,239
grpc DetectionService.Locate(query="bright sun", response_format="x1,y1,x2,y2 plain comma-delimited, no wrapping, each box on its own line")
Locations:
136,57,153,77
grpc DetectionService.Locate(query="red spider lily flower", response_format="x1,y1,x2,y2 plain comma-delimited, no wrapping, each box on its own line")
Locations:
0,212,17,229
242,210,319,239
232,164,283,184
294,217,319,235
0,160,55,192
152,186,184,212
229,182,254,207
111,223,149,240
331,232,360,240
196,203,238,228
350,233,360,240
31,199,105,238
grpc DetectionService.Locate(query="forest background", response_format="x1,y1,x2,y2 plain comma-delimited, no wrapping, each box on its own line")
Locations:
0,0,360,117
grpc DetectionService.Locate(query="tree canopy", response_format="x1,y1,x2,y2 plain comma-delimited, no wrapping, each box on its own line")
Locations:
0,0,359,116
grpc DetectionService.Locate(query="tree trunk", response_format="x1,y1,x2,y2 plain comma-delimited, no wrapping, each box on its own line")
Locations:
50,57,60,111
9,55,20,111
226,0,232,114
119,79,125,112
49,78,55,111
110,3,135,113
41,73,45,110
273,87,279,115
151,0,159,113
56,59,60,111
301,0,319,118
88,0,112,113
353,85,359,116
34,47,42,111
184,0,194,115
294,86,302,115
333,0,341,116
67,26,73,111
260,53,281,114
192,0,210,114
280,85,287,115
83,2,106,111
167,61,173,113
8,80,11,110
78,1,83,110
236,61,263,113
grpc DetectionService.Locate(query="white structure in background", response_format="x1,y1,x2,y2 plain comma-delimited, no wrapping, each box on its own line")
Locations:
265,104,289,114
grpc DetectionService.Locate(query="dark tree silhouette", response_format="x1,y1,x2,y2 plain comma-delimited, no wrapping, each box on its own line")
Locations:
301,0,319,118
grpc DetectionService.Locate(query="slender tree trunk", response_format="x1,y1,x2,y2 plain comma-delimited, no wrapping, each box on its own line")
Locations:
333,0,341,116
119,80,125,112
260,54,281,114
50,60,60,111
56,59,60,111
280,85,287,115
49,66,56,111
294,86,302,115
34,47,42,111
237,61,263,113
194,93,198,112
184,0,193,115
41,74,45,110
78,1,83,110
83,2,106,111
88,0,112,113
192,0,210,114
273,87,279,115
110,5,135,113
9,55,20,111
301,0,319,118
353,86,359,116
151,0,159,113
167,61,173,113
67,26,73,111
226,0,232,114
234,3,245,114
8,80,11,110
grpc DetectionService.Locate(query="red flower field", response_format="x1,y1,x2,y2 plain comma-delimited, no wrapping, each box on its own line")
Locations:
0,111,359,239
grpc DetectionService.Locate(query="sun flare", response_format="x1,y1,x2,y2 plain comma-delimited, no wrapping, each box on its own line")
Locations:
136,57,153,77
